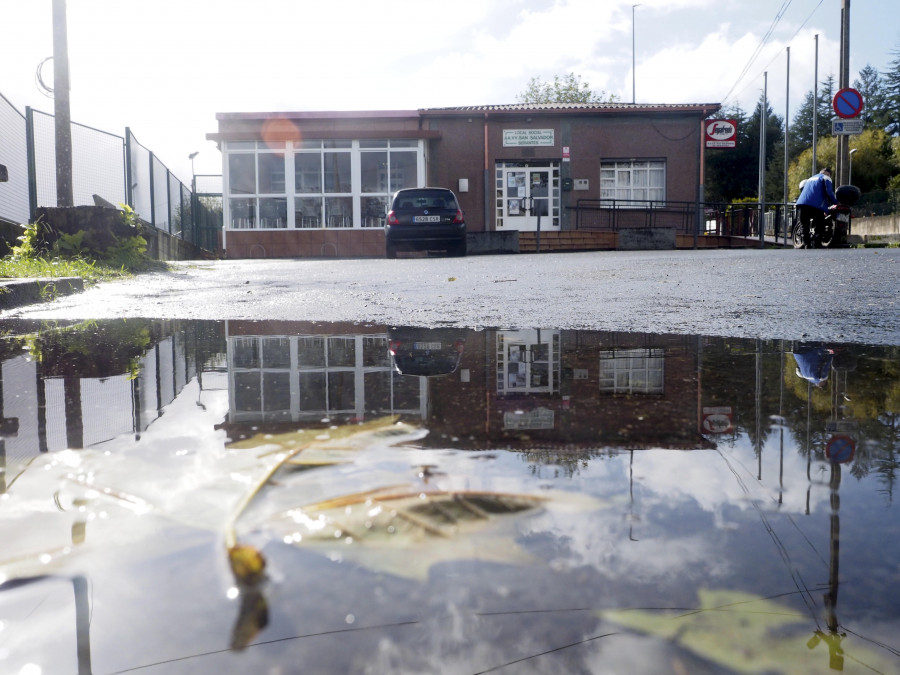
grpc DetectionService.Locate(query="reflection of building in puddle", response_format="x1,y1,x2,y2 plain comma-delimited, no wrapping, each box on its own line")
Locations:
220,323,711,451
223,329,427,430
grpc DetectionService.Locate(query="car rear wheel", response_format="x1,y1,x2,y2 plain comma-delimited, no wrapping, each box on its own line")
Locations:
386,242,398,259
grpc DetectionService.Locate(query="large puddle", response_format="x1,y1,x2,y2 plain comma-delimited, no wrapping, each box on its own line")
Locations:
1,319,898,674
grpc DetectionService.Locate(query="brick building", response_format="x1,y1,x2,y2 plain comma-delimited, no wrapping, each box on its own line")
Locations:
208,102,720,258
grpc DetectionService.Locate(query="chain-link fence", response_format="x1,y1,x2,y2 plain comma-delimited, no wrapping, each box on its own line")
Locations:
0,92,221,252
0,92,29,226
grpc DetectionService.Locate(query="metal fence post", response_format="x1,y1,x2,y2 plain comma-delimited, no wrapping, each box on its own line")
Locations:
148,151,156,228
125,127,133,208
25,106,38,223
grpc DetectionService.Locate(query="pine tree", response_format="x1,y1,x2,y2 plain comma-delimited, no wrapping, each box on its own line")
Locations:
853,64,888,129
881,45,900,135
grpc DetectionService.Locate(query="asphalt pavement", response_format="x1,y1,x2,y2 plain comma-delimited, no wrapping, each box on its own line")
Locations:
2,248,899,345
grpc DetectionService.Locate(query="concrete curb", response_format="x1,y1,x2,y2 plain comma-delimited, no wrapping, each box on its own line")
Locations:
0,277,85,310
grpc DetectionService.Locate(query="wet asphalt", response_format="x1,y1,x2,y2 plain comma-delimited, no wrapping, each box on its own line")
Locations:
2,247,899,345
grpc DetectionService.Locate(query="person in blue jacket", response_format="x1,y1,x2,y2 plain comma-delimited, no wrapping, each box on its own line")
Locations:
796,167,838,248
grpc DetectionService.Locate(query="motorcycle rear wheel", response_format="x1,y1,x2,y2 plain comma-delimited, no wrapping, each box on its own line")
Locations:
791,223,805,248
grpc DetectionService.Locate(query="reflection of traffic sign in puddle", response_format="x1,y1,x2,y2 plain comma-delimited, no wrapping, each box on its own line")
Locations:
702,406,733,434
826,434,856,464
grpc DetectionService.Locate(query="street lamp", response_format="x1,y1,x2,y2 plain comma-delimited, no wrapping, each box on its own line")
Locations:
848,148,857,185
188,151,199,192
632,4,640,104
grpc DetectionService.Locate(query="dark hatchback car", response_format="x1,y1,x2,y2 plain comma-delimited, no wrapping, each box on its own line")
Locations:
388,327,467,377
384,187,466,258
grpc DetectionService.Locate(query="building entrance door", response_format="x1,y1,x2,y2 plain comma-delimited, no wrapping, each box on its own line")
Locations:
499,166,554,232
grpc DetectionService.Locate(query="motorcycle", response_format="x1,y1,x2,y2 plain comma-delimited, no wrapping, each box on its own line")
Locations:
792,184,861,249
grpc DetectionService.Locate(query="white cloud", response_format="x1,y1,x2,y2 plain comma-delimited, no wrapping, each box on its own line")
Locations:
0,0,888,184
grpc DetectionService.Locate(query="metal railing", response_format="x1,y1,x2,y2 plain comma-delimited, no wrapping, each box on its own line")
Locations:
570,198,796,244
0,90,221,252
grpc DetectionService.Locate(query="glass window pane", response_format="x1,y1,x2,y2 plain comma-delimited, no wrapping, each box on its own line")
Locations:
390,139,417,148
327,337,355,367
327,371,356,410
361,151,389,193
325,196,352,228
392,375,421,409
364,371,392,413
262,337,291,368
297,337,326,368
297,140,321,149
360,140,388,148
295,197,323,229
228,154,256,195
324,140,351,149
324,152,351,193
361,196,389,228
298,372,326,410
229,198,256,229
259,198,287,228
294,153,322,193
233,338,259,368
362,336,390,367
228,141,256,151
235,371,261,411
258,153,285,193
263,372,291,411
389,150,418,192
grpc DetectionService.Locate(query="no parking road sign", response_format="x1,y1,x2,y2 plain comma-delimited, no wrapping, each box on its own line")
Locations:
825,434,856,464
833,87,864,119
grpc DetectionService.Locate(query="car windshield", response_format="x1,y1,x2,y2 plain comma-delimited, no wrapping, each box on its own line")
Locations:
393,190,456,211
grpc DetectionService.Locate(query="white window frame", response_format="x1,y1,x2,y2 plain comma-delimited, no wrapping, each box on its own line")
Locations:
600,160,666,207
598,348,665,395
227,333,427,422
223,139,425,231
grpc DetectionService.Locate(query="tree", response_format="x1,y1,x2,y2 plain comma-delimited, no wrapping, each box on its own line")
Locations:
516,73,618,104
789,75,838,166
881,44,900,135
705,97,784,204
853,64,888,129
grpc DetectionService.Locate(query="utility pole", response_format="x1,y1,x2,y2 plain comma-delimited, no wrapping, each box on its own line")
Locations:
52,0,74,207
836,0,851,186
812,35,818,174
758,72,767,245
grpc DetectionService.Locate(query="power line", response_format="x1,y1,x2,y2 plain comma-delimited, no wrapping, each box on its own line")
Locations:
723,0,828,109
721,0,795,105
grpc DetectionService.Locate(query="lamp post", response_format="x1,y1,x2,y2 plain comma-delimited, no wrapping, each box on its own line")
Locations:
848,148,857,185
188,151,199,244
188,151,199,192
632,4,640,104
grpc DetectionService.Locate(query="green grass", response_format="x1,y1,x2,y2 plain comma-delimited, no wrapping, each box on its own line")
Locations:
0,256,140,285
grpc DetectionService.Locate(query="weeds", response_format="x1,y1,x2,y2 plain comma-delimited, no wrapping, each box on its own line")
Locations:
1,207,168,285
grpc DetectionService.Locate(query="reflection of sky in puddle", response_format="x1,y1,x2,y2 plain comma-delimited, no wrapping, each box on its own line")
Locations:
1,319,899,674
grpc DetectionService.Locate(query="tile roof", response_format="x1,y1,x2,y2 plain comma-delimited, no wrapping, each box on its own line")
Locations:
420,102,721,114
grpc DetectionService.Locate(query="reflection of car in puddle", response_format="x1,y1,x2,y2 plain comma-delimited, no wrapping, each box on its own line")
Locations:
388,327,466,376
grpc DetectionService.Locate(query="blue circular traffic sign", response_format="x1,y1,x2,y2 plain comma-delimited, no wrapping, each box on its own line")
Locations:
833,88,864,119
826,434,856,464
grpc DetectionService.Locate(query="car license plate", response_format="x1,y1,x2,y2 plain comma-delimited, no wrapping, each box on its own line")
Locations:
413,215,441,223
413,342,442,350
836,212,850,223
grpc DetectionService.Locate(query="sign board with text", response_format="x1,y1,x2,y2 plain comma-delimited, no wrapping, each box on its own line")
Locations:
832,119,864,135
503,129,555,147
705,119,737,149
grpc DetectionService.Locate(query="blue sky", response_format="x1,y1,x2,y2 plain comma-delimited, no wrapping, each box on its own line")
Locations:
0,0,895,185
